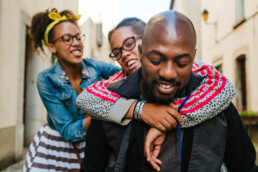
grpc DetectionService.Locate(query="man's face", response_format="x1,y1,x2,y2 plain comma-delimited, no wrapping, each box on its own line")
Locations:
141,21,196,103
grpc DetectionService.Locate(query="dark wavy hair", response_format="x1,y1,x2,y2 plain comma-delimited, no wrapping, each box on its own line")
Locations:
29,8,79,53
108,17,146,42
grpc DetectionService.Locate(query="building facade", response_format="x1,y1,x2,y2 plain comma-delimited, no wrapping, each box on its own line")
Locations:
0,0,119,169
78,0,119,64
172,0,258,113
0,0,79,169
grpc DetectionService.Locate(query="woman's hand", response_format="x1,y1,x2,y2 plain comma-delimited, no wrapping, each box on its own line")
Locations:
144,127,165,172
141,103,182,132
83,116,91,132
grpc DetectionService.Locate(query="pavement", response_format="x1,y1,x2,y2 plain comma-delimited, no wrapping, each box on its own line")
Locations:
0,160,24,172
1,144,258,171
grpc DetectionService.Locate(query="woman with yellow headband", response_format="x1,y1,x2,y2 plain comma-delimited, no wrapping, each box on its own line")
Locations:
23,8,120,171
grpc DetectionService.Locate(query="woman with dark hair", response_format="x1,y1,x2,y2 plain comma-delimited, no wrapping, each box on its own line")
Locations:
77,17,235,170
77,17,234,129
23,8,120,171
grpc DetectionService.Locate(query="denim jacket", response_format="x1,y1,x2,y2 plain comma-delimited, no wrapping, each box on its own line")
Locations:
37,58,120,142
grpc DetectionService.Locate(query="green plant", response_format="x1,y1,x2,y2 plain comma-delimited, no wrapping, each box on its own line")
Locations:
240,110,258,117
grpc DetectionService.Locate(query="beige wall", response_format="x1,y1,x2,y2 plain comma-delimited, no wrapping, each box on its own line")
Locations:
79,0,119,64
0,0,78,169
201,0,258,112
0,0,118,169
172,0,258,112
172,0,202,60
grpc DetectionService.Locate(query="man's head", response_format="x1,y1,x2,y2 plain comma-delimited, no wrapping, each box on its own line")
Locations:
140,10,196,103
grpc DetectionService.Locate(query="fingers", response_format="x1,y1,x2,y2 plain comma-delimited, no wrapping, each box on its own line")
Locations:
164,117,177,129
141,103,183,131
149,156,162,172
144,136,152,162
144,129,156,161
168,102,179,110
166,108,183,126
155,123,167,132
146,145,162,171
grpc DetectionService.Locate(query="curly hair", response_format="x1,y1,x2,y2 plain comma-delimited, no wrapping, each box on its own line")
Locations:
29,8,79,53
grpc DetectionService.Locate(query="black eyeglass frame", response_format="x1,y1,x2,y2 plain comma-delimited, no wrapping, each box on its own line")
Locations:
51,33,85,45
109,36,142,61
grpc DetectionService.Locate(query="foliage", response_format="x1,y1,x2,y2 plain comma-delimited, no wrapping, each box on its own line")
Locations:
240,110,258,117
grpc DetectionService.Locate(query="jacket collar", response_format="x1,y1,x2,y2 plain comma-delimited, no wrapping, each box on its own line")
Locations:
115,68,142,99
54,59,91,83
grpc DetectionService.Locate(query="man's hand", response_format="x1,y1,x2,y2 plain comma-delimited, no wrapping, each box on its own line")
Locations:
144,127,166,172
141,103,182,132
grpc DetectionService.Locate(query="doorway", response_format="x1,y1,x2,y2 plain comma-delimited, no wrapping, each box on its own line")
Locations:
235,55,247,111
23,27,43,146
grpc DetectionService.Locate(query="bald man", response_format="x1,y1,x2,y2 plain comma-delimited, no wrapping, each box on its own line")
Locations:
80,11,257,172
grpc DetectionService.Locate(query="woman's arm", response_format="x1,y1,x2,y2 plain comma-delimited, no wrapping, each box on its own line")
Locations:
77,71,135,125
176,58,235,127
37,74,86,142
77,59,235,130
92,58,121,80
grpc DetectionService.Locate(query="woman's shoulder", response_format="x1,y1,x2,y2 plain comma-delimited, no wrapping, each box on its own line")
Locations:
82,57,104,66
37,65,59,84
38,65,56,76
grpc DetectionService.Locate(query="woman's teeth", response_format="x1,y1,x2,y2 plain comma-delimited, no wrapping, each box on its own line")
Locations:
72,50,81,55
127,60,136,67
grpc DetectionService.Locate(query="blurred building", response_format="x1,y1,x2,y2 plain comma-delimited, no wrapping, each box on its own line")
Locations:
171,0,258,113
78,0,119,64
0,0,118,169
0,0,78,169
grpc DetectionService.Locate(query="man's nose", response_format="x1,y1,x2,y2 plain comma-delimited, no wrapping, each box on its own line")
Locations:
159,61,177,81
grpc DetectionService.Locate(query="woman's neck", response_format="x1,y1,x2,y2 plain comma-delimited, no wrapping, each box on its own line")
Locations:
60,61,82,82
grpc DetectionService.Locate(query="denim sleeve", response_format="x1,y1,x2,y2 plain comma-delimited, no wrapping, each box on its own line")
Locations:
93,59,121,79
37,74,86,142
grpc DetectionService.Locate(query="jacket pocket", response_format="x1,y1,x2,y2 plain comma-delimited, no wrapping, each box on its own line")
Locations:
56,90,72,100
56,90,74,112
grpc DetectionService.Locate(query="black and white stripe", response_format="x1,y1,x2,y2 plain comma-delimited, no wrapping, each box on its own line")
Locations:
23,124,85,172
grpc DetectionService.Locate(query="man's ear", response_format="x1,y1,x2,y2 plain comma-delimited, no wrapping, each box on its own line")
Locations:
47,43,57,54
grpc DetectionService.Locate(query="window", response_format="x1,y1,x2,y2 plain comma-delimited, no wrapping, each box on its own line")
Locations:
236,55,247,110
215,64,223,73
96,23,103,47
213,57,223,73
236,0,244,22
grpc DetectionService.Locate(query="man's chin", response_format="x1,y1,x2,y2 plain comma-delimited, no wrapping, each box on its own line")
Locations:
151,92,176,104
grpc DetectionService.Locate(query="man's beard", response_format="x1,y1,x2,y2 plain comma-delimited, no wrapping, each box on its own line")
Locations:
142,78,182,104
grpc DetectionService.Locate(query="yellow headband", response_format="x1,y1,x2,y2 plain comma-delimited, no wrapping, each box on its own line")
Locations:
44,12,81,45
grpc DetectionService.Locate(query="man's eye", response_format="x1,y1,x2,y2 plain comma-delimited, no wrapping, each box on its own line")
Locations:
148,55,161,65
177,63,187,68
150,60,161,65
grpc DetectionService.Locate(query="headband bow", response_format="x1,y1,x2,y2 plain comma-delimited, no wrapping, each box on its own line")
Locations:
44,11,81,45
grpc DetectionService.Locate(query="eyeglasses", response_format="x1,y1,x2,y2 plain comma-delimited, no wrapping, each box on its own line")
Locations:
51,33,85,45
109,36,142,61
